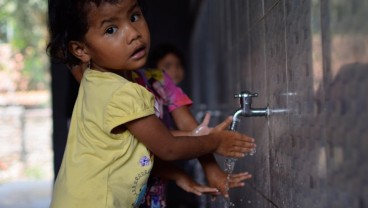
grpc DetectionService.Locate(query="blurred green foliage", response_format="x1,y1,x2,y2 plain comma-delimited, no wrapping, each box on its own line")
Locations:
0,0,49,91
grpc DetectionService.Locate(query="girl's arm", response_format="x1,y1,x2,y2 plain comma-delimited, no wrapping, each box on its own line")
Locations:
125,114,255,161
170,105,198,131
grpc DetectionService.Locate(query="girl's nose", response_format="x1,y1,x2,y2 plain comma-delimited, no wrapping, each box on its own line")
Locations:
125,24,141,44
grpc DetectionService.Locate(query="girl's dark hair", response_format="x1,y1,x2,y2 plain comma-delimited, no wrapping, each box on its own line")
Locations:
47,0,141,66
147,43,185,68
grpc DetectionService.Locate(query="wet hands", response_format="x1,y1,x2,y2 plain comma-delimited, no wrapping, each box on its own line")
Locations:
175,173,219,196
190,114,254,198
191,112,212,136
175,169,252,198
206,168,252,199
212,116,256,158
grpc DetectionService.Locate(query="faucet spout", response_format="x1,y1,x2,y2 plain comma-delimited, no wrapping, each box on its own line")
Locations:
230,109,243,131
247,107,270,117
229,91,269,131
225,91,269,175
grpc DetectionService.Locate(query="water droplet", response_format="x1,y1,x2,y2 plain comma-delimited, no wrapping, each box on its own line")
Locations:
224,158,236,174
249,147,256,156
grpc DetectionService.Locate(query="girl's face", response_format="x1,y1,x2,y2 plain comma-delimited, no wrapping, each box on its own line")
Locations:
78,0,150,72
157,53,184,85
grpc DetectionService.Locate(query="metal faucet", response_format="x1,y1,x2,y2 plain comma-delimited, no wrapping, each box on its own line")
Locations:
230,91,269,131
224,91,269,174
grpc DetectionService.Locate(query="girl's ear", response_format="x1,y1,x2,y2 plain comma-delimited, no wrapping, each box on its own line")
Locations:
68,41,90,63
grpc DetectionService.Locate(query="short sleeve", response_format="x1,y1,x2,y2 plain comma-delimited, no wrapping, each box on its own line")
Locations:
161,72,192,112
104,82,155,133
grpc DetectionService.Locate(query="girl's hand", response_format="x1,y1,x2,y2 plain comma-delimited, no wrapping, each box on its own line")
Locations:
175,174,219,196
193,114,256,158
227,172,252,189
208,116,256,158
205,167,252,198
191,112,212,136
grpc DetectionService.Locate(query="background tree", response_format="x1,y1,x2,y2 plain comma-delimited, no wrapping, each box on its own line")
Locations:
0,0,48,91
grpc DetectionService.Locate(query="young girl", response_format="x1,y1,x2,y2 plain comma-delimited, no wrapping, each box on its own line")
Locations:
47,0,255,207
70,65,253,207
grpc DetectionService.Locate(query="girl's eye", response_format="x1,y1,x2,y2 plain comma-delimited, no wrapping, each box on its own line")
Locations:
130,13,141,22
105,27,117,35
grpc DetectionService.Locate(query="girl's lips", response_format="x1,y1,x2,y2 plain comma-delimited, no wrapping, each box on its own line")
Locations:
131,46,146,60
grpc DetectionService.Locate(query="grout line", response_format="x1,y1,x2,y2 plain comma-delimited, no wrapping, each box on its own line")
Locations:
248,0,282,33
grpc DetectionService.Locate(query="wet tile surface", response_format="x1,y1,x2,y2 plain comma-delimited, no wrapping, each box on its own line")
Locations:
191,0,368,207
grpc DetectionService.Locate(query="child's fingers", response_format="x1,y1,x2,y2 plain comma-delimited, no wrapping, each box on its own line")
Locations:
228,172,252,188
200,112,211,127
235,138,256,148
220,189,229,198
190,186,219,196
233,147,256,157
226,140,256,158
189,188,202,196
209,181,230,198
192,112,212,136
197,187,219,195
228,152,246,158
213,116,233,132
237,134,255,143
235,136,256,150
230,172,252,181
216,130,256,157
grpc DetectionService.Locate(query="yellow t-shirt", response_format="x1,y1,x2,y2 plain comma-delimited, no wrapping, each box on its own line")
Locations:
51,69,155,208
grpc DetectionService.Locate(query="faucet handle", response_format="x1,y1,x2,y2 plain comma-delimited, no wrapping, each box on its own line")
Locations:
234,91,258,98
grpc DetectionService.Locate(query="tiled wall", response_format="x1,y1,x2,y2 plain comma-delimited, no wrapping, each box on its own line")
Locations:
190,0,368,207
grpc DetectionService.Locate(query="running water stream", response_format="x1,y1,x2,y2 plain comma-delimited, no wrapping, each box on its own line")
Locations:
223,150,255,208
223,116,256,208
220,91,267,207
